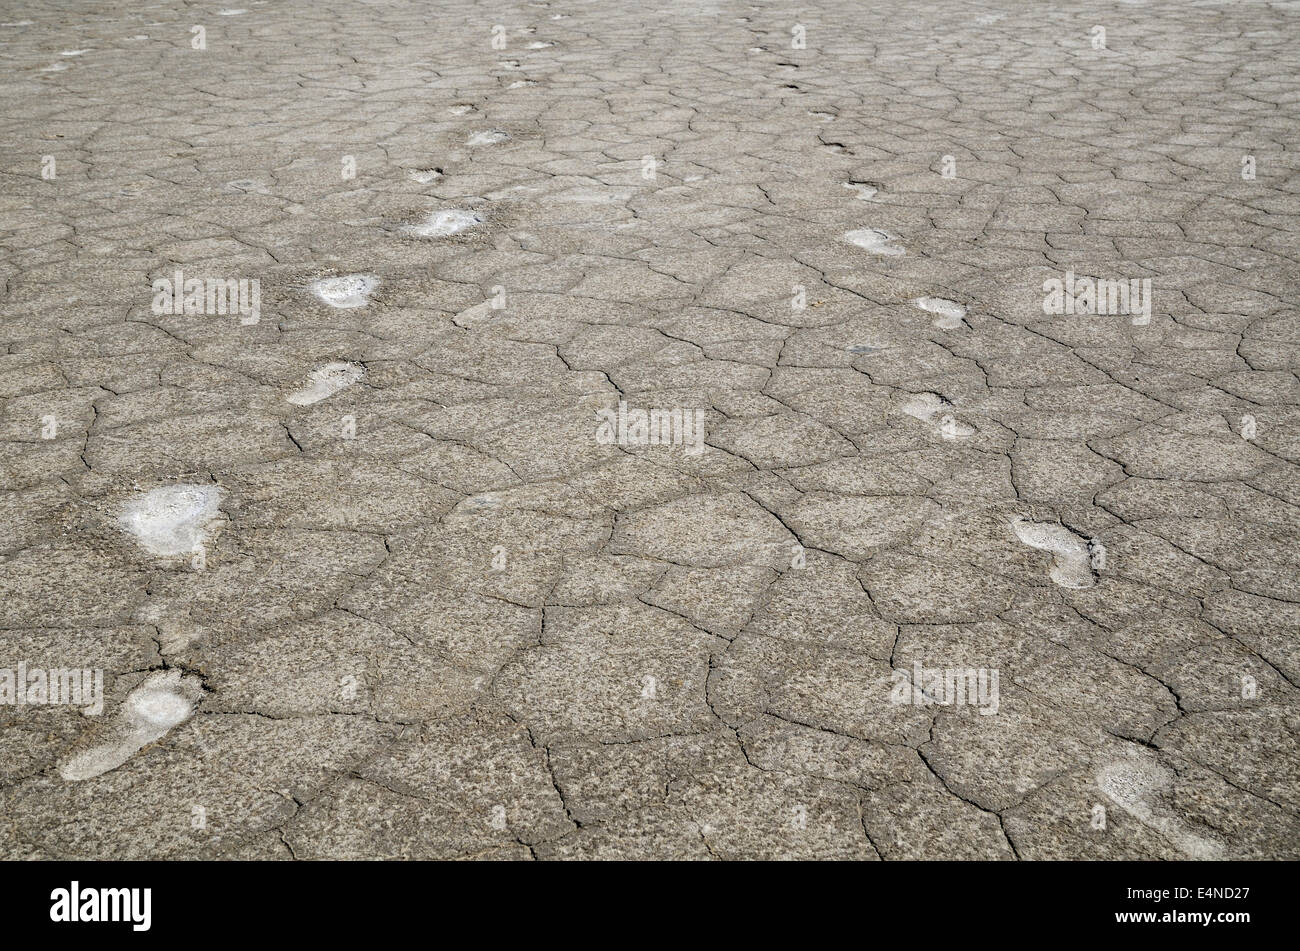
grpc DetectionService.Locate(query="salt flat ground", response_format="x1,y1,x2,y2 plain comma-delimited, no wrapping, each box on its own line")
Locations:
1,0,1298,860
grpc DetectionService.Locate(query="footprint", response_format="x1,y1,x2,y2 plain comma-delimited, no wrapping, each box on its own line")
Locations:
1011,517,1096,588
119,484,224,557
913,296,967,329
402,209,482,238
310,274,379,308
843,181,879,201
448,104,477,116
287,362,364,406
58,671,204,781
226,179,268,193
1096,755,1226,859
60,49,92,56
467,130,508,146
453,300,500,328
508,80,537,88
409,168,443,184
901,392,976,440
217,8,248,15
528,41,554,49
844,228,905,256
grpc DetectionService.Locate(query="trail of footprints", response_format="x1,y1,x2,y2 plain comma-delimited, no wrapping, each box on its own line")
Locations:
74,25,1122,823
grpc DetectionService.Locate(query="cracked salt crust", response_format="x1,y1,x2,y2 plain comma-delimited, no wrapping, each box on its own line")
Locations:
58,671,204,781
912,296,967,329
844,228,905,255
287,362,364,405
402,209,482,237
119,484,224,557
310,273,379,308
1011,517,1096,589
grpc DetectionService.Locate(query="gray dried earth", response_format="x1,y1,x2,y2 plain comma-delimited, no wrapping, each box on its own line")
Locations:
2,0,1299,860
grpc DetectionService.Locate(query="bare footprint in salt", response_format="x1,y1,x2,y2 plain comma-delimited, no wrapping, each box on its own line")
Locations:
844,228,905,255
467,130,508,146
310,274,379,308
409,168,443,184
843,181,879,201
402,209,482,238
58,671,205,781
287,362,364,406
1011,517,1096,588
913,296,967,329
902,392,976,440
1096,755,1226,859
453,300,500,328
119,484,224,557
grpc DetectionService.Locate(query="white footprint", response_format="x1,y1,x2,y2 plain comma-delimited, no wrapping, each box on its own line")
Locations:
528,41,554,48
508,80,537,88
902,392,976,440
409,168,443,184
60,49,91,56
58,671,204,781
402,209,482,238
844,228,905,255
467,130,508,146
119,484,224,557
453,300,499,328
913,296,967,329
843,181,879,201
1096,755,1226,859
310,274,379,308
1011,517,1096,588
448,104,477,116
217,8,248,14
287,362,364,405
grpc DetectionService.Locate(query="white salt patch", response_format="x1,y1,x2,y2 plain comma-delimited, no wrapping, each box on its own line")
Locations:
843,181,878,201
508,80,537,88
61,49,91,55
287,362,364,406
809,110,835,121
1096,756,1226,859
913,296,967,329
528,41,554,48
902,393,975,440
403,209,481,238
453,300,499,328
467,130,508,146
119,484,224,557
409,168,442,184
58,671,203,781
844,228,905,255
226,178,268,193
310,274,379,308
449,104,476,116
1011,517,1095,588
218,9,248,16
